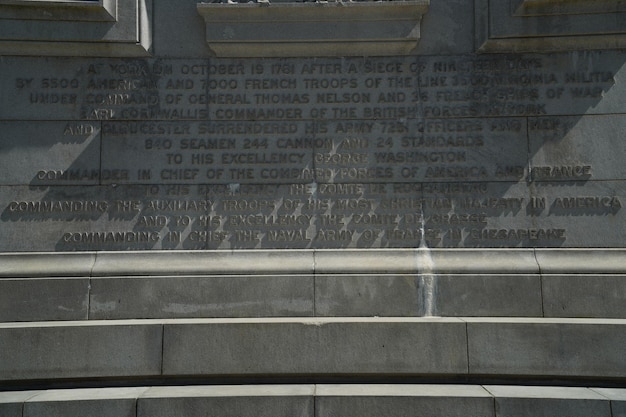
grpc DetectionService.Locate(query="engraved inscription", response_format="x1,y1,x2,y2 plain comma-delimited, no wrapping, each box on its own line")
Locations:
1,52,625,249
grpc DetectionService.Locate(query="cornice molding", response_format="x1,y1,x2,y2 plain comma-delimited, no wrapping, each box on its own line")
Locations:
2,248,625,277
0,0,152,57
196,1,430,57
476,0,626,53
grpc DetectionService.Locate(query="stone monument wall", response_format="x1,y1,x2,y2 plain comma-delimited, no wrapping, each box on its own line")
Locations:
1,1,626,416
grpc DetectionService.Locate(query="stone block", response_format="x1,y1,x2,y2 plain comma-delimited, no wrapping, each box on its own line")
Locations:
0,391,41,417
0,278,89,322
24,388,148,417
101,121,313,185
89,275,314,319
542,275,626,318
485,386,610,417
592,388,626,417
0,322,162,381
467,318,626,378
434,274,542,317
200,184,316,250
0,20,625,254
476,0,626,52
316,385,493,417
92,250,314,276
0,252,95,278
0,0,117,21
315,275,419,317
163,318,468,376
534,249,626,274
139,385,314,417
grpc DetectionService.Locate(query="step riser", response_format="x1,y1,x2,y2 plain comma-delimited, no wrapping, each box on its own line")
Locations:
1,319,625,383
3,273,626,321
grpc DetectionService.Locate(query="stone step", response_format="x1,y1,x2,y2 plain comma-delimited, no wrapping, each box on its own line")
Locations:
1,318,625,384
1,249,626,321
1,384,625,417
